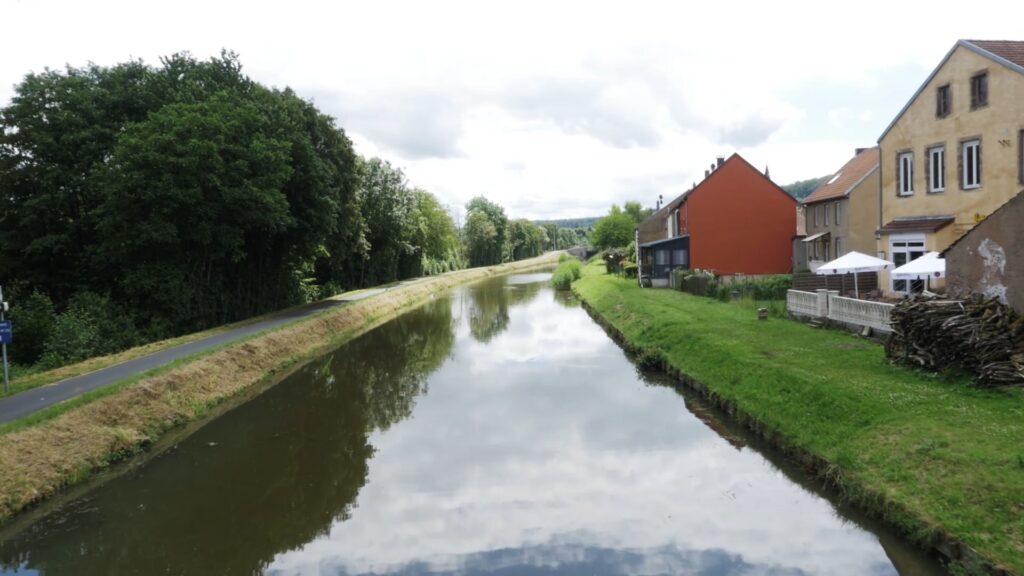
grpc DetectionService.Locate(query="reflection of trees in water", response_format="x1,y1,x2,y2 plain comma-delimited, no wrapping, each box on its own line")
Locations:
353,297,456,432
0,296,457,576
467,276,543,343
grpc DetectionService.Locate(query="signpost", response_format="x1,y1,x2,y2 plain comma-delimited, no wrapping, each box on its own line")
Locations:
0,286,8,394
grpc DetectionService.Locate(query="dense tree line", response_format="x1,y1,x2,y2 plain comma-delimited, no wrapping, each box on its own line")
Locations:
0,52,535,370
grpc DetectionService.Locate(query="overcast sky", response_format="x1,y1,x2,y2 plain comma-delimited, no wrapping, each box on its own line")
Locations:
3,1,1022,220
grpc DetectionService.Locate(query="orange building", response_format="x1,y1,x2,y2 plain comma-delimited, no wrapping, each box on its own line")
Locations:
638,154,796,283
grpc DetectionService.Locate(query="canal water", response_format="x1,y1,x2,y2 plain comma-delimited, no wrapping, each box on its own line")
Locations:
0,272,945,575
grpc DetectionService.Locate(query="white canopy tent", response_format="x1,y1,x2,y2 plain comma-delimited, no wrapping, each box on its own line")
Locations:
814,251,894,298
891,251,945,291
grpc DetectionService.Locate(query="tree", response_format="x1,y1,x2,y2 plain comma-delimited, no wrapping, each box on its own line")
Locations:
357,158,414,285
591,205,635,250
405,189,463,276
508,219,548,261
95,93,295,329
0,51,364,339
464,196,508,266
464,211,498,267
623,201,652,225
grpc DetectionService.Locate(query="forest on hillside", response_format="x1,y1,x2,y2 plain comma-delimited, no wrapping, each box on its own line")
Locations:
781,175,831,200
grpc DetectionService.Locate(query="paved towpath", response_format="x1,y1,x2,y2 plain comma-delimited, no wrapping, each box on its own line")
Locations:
0,288,388,425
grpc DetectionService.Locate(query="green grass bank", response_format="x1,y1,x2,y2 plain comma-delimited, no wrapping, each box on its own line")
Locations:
573,262,1024,575
0,254,559,523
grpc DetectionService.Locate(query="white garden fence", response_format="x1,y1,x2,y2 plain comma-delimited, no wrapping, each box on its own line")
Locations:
786,289,894,334
827,294,893,333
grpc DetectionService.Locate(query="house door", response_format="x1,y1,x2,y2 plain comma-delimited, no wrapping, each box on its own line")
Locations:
890,235,925,294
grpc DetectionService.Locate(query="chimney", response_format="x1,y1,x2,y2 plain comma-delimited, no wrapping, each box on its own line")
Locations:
704,169,710,179
716,156,725,168
709,163,715,173
855,147,868,155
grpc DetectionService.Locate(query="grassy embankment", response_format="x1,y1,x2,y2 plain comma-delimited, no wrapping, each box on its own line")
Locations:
0,253,559,522
573,261,1024,575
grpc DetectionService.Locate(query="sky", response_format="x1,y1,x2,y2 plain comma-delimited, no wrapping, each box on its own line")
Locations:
2,0,1023,220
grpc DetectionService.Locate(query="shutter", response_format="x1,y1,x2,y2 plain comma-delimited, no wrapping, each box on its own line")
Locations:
977,140,982,186
958,142,964,189
925,149,931,191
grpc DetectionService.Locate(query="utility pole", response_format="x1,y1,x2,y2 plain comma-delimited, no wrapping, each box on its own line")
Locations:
0,285,8,394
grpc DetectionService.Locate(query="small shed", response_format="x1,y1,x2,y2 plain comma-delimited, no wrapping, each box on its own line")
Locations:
943,190,1024,313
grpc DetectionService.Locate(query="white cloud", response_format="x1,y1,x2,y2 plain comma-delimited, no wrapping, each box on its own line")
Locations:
2,0,1023,218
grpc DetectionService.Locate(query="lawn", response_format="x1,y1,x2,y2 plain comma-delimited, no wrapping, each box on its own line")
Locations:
574,262,1024,574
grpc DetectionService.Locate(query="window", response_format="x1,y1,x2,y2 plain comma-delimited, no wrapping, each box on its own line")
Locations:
673,249,688,269
825,202,830,226
898,152,914,196
890,237,926,294
928,146,945,192
936,84,951,117
813,205,820,227
834,237,842,258
962,139,981,189
834,202,840,225
970,73,988,109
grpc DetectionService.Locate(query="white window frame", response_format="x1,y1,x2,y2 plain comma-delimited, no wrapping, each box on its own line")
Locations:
928,146,945,192
962,139,981,189
898,152,914,196
890,234,926,294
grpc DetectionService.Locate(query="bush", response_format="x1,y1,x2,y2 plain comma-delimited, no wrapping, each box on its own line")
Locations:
551,260,582,290
622,262,638,278
38,291,143,369
559,252,573,263
7,291,56,365
602,247,629,274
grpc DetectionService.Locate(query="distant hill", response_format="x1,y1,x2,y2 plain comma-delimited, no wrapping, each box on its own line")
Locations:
534,217,600,230
781,175,831,201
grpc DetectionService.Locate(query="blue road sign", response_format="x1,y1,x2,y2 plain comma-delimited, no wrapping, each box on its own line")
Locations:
0,321,10,345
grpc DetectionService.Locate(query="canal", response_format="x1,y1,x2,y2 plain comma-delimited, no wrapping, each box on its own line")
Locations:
0,272,945,575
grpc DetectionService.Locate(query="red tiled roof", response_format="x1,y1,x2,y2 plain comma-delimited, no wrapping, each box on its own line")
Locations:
877,216,955,234
803,148,879,205
966,40,1024,68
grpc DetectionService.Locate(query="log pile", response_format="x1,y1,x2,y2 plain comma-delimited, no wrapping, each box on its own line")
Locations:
885,294,1024,387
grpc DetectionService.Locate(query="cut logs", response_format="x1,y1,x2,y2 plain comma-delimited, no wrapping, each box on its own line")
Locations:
885,294,1024,387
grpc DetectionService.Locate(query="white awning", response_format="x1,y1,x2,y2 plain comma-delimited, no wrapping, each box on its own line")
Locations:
891,251,945,280
815,251,893,275
802,231,830,243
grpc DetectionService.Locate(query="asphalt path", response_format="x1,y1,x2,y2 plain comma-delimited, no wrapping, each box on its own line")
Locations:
0,289,387,425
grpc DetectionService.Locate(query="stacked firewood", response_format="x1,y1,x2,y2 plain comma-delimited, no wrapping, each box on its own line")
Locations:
886,294,1024,387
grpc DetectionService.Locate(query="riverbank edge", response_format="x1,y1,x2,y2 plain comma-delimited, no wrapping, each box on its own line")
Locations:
572,280,1006,576
0,253,560,523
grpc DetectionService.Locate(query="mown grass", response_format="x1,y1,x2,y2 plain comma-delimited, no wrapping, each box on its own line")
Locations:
573,261,1024,574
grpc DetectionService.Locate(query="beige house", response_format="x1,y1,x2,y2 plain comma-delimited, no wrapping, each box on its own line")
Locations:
877,39,1024,295
800,147,880,271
